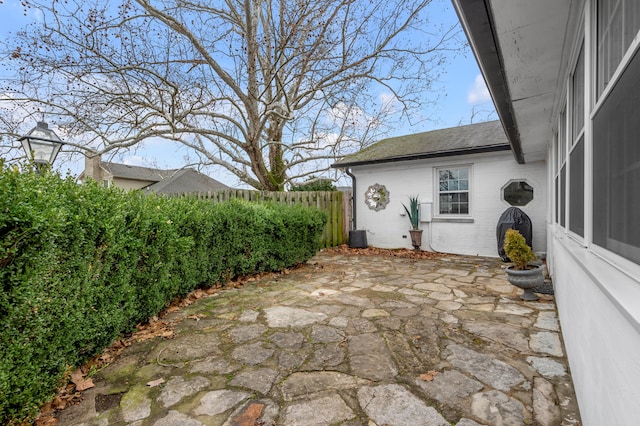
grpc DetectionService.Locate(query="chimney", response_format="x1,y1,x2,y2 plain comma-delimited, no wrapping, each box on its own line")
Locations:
84,153,103,182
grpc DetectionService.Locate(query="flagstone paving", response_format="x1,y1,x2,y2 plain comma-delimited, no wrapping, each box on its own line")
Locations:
57,250,581,425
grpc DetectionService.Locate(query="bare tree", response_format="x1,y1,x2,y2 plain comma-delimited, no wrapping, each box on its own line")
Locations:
1,0,461,190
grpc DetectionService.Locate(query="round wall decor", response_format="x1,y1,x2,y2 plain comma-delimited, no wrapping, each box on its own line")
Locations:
364,183,390,211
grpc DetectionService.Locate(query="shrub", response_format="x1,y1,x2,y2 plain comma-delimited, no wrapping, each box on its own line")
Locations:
290,177,336,191
0,163,326,423
503,228,536,270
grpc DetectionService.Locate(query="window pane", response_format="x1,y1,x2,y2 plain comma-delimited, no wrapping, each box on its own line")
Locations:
598,0,640,97
503,181,534,206
594,48,640,264
559,108,567,164
560,165,566,227
569,137,585,236
555,177,560,223
440,194,451,214
572,44,585,139
437,167,470,215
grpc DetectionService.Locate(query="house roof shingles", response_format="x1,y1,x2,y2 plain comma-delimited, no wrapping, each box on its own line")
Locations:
101,161,230,194
144,168,230,194
102,162,177,182
332,120,511,168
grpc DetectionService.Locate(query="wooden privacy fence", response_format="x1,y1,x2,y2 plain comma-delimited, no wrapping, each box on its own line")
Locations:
182,190,351,248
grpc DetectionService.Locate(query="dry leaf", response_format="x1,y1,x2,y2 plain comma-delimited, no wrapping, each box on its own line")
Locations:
39,401,55,416
192,289,207,299
187,314,204,321
419,370,438,382
34,414,58,426
70,369,95,391
52,396,66,410
147,377,165,387
232,403,264,425
75,377,95,391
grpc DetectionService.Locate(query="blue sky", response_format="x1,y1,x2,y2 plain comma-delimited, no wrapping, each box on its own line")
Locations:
0,0,496,186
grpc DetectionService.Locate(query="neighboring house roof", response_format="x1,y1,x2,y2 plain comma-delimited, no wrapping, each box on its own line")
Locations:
144,168,230,195
79,157,230,194
102,162,177,182
332,120,511,168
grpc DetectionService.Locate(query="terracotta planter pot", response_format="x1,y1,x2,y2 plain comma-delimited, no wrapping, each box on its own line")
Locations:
505,265,543,301
408,229,423,251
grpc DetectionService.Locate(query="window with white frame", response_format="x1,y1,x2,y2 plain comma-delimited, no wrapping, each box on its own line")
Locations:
593,0,640,264
437,166,470,215
597,0,640,96
555,108,567,227
569,43,585,237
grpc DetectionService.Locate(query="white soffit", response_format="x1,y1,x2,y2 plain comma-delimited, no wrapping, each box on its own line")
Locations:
488,0,578,157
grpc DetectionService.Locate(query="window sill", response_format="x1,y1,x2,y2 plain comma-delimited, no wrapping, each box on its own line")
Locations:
432,217,474,223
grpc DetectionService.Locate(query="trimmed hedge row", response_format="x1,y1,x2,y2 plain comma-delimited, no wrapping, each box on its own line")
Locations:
0,163,326,423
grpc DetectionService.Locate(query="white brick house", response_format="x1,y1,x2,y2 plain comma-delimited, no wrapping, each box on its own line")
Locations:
332,121,546,257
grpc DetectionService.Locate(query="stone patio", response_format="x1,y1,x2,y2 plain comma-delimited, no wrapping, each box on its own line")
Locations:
56,250,581,425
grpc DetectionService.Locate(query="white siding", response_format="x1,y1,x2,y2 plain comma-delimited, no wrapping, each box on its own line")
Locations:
549,230,640,425
352,151,546,257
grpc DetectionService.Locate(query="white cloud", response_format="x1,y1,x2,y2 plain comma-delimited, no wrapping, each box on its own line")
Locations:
467,74,491,104
122,155,147,166
379,92,401,115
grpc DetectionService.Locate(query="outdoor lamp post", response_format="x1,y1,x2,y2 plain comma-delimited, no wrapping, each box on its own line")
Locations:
19,121,65,172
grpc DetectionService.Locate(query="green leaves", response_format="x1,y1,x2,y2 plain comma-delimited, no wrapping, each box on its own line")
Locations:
503,228,537,270
402,195,420,230
0,164,325,424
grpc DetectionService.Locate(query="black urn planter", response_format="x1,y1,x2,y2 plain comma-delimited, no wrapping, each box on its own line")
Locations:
505,265,543,301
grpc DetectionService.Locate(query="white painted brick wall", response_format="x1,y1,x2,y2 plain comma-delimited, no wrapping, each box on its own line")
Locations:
351,151,546,257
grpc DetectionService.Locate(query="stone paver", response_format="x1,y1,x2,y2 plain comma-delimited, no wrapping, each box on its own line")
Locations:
282,394,355,425
55,251,581,425
358,384,449,425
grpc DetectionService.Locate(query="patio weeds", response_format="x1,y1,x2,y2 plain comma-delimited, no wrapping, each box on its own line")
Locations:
57,250,581,426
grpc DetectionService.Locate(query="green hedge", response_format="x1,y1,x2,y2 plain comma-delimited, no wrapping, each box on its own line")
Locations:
0,163,326,423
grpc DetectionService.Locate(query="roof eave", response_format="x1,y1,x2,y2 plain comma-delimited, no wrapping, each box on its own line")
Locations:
331,144,511,169
451,0,525,164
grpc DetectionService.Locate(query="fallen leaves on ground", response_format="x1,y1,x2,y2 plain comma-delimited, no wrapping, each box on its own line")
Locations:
324,244,446,260
231,403,265,426
187,314,205,321
146,377,165,388
419,370,439,382
134,318,174,342
70,369,95,391
34,383,81,425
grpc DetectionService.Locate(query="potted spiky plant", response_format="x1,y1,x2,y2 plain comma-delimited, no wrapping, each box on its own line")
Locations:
503,228,543,300
402,195,422,251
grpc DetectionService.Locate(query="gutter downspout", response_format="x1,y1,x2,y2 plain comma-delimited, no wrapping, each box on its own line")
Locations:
345,167,356,230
